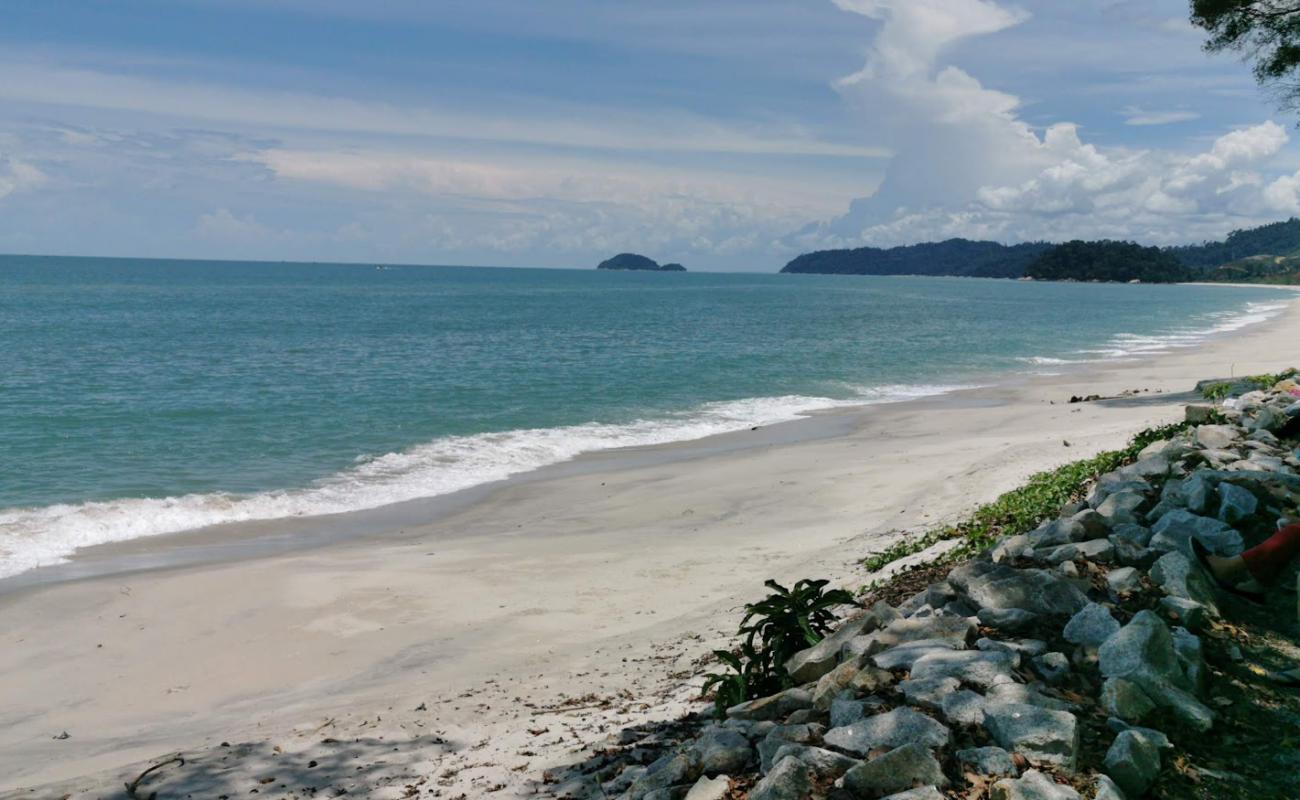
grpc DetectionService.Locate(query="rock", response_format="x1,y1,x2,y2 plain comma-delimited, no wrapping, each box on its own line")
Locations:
983,703,1080,772
1057,561,1080,578
1157,596,1209,632
956,745,1017,776
1185,405,1216,424
784,709,822,726
909,649,1018,689
941,689,988,725
812,658,864,710
947,561,1089,617
1217,482,1258,524
823,708,950,755
694,727,753,775
848,666,896,694
830,697,867,728
629,750,703,799
1097,491,1148,525
1286,400,1300,417
1063,603,1120,649
1148,509,1243,556
986,683,1074,712
747,756,812,800
1098,610,1214,732
1036,538,1114,566
1092,774,1127,800
684,776,730,800
1248,427,1281,445
881,788,944,800
870,615,977,650
991,534,1034,563
1120,456,1171,481
899,676,961,711
727,688,814,722
784,607,891,684
841,743,948,796
1171,627,1208,694
871,639,962,671
1104,729,1162,798
1251,405,1284,433
978,637,1047,658
1195,424,1241,450
1149,551,1219,617
990,769,1081,800
1106,566,1142,595
757,724,823,773
768,744,859,780
1111,523,1153,547
1100,678,1156,724
978,607,1039,633
1032,652,1070,685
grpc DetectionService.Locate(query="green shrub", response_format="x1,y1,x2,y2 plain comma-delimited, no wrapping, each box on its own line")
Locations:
862,420,1196,573
1200,381,1232,401
701,578,856,717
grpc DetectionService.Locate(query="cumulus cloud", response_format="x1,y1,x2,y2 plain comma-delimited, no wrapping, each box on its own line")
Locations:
0,156,46,200
797,0,1300,250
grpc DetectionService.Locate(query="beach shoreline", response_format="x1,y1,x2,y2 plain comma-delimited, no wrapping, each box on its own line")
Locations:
4,290,1300,797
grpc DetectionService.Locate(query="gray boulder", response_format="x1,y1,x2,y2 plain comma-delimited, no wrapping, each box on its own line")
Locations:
941,689,989,726
1104,728,1163,798
978,606,1039,633
823,707,950,755
1097,491,1148,525
1098,610,1215,732
768,744,859,780
757,724,823,773
1032,652,1070,685
978,637,1047,658
841,743,948,796
1217,482,1258,524
882,788,944,800
726,687,813,722
748,756,811,800
694,726,753,775
871,639,962,671
1171,627,1208,694
1148,509,1243,556
1035,538,1114,566
684,776,730,800
909,649,1018,689
1092,774,1127,800
1149,551,1219,617
990,769,1082,800
628,749,703,800
1120,456,1171,481
812,657,865,709
1158,596,1210,631
829,697,868,729
1106,566,1142,595
899,676,961,711
1063,602,1120,649
956,745,1017,776
986,682,1075,711
1100,677,1156,724
947,561,1089,617
783,605,892,684
984,702,1080,772
1195,424,1241,450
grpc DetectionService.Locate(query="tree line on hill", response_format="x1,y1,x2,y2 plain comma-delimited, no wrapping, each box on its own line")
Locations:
780,218,1300,284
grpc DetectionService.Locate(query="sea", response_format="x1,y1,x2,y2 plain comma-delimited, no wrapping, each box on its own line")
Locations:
0,255,1292,578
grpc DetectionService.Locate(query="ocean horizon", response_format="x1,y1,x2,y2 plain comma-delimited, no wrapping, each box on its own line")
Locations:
0,254,1292,578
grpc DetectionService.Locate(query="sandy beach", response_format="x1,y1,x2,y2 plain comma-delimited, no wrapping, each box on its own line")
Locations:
4,287,1300,799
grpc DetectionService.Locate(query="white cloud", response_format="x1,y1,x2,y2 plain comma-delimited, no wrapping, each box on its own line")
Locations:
797,0,1300,249
1122,106,1200,126
0,156,46,200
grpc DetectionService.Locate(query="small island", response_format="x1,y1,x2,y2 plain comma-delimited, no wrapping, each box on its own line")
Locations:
596,253,687,271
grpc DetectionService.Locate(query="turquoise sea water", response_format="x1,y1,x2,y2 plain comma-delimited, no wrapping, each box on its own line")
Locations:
0,255,1292,576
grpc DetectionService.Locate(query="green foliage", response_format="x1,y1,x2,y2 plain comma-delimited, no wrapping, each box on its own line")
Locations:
780,238,1050,278
1247,368,1298,388
862,420,1196,573
1169,218,1300,270
1201,381,1233,401
1192,1,1300,109
1024,240,1191,283
701,578,856,717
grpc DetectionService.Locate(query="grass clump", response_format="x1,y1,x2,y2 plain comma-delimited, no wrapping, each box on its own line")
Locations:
1201,381,1233,401
701,578,855,717
862,420,1195,573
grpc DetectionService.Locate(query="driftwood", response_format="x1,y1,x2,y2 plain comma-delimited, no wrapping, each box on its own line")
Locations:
124,755,184,799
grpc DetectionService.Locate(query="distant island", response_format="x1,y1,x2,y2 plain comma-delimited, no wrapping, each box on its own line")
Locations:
781,218,1300,285
596,253,687,272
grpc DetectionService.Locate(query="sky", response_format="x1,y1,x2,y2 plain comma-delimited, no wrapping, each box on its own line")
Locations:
4,0,1300,270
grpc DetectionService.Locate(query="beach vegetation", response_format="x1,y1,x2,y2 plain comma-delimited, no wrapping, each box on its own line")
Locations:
701,578,856,717
1201,381,1234,401
862,420,1201,574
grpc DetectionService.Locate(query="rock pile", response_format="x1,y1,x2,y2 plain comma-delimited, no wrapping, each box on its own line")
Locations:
562,380,1300,800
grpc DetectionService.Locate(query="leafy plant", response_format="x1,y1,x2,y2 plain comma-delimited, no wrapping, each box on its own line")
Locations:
1200,381,1233,401
701,579,856,717
862,420,1198,573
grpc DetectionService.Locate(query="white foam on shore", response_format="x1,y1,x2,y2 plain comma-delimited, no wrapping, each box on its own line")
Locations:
0,384,975,578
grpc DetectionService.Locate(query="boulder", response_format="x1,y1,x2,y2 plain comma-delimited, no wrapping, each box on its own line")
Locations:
1092,774,1127,800
1106,566,1142,595
1097,491,1148,525
757,724,823,773
1100,677,1156,724
1063,603,1120,649
768,744,859,780
830,697,868,728
748,756,812,800
986,682,1074,711
1195,424,1241,450
983,703,1080,772
882,788,944,800
909,649,1018,689
684,776,730,800
1032,652,1070,685
978,637,1047,658
822,708,950,755
812,658,864,710
990,534,1034,563
1158,596,1210,631
1120,456,1171,481
694,727,753,775
1171,627,1208,694
990,769,1082,800
1250,405,1284,433
1104,728,1163,798
784,606,892,684
941,689,988,726
628,749,703,800
848,666,896,694
840,743,948,796
868,615,977,651
1098,610,1214,732
1185,404,1216,424
871,639,962,671
1217,482,1258,524
978,607,1039,633
899,676,961,711
1035,538,1114,566
956,745,1017,776
947,561,1089,617
727,688,814,722
1148,509,1243,556
1149,551,1219,617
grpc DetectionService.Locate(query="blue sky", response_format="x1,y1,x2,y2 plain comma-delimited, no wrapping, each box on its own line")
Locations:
2,0,1300,270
